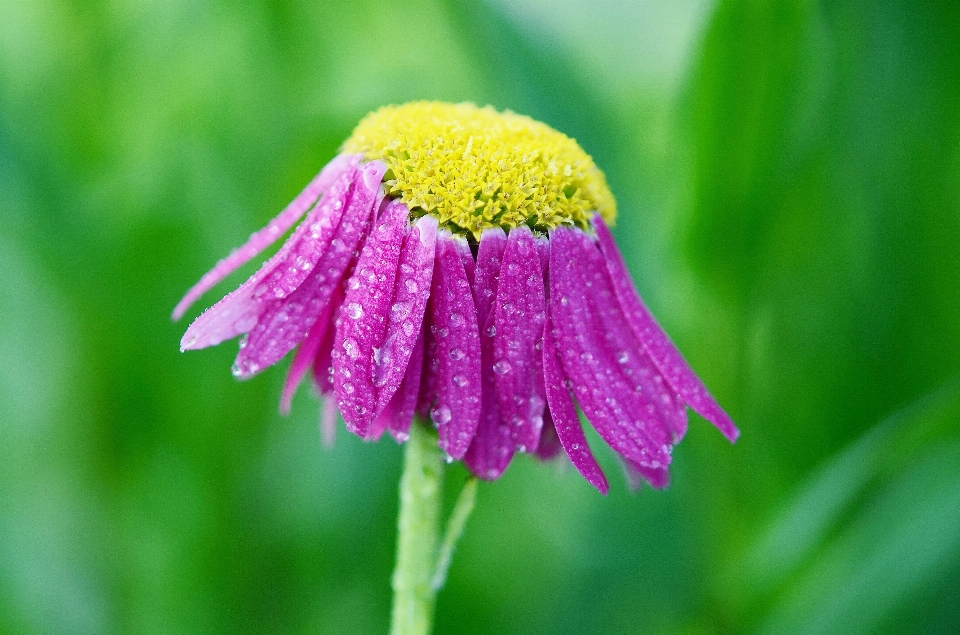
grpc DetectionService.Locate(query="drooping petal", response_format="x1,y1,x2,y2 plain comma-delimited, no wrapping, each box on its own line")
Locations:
179,161,360,351
624,458,670,490
542,309,608,494
280,299,336,414
333,200,409,438
592,215,739,442
493,226,547,453
533,408,562,460
428,232,482,460
549,226,671,470
173,153,362,320
231,161,387,377
320,396,338,448
536,236,550,288
471,228,506,325
464,228,513,480
573,229,687,445
373,214,438,414
373,332,425,443
533,236,559,462
454,236,476,285
308,283,342,397
416,318,438,418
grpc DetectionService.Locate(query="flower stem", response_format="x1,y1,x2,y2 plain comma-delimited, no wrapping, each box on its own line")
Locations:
431,476,477,592
391,421,444,635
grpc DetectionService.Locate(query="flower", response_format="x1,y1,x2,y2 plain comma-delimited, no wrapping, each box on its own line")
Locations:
174,102,738,493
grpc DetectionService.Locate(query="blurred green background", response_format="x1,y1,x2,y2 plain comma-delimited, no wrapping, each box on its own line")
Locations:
3,0,960,633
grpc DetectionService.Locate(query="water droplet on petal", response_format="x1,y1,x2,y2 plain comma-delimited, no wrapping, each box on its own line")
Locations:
431,405,452,425
346,302,363,320
449,348,464,360
616,350,629,364
342,382,355,394
493,360,511,375
452,374,468,387
405,279,418,294
343,337,359,360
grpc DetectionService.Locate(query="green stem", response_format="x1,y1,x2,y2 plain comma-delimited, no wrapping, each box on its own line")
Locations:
391,421,443,635
431,477,478,592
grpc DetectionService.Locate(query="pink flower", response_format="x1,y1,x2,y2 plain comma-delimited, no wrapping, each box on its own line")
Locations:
174,102,737,493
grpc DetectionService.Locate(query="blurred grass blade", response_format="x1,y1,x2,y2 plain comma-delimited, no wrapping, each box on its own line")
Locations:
740,379,960,634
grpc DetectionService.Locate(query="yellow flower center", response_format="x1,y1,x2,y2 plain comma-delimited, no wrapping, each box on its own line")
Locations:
342,101,617,238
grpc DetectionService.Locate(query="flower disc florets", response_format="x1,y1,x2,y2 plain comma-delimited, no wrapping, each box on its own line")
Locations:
342,102,617,239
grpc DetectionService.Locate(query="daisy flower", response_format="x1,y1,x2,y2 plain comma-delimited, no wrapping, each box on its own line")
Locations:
174,101,738,494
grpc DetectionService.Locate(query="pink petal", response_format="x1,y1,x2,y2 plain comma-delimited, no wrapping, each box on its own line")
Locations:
320,396,338,448
533,408,562,460
454,235,476,285
173,153,361,320
574,229,687,445
280,299,335,414
179,161,361,351
493,226,547,453
311,286,343,395
542,308,609,494
333,200,409,438
592,215,739,442
624,458,670,490
232,161,386,377
549,226,671,471
427,232,482,460
374,332,426,443
372,214,439,415
464,228,514,480
416,317,438,418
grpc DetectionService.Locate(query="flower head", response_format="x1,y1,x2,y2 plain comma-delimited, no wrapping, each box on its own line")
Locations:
174,102,738,493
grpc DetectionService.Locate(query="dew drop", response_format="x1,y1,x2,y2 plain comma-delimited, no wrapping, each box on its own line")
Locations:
342,382,355,394
485,325,497,337
391,300,413,320
449,348,464,360
343,337,359,360
405,279,418,294
430,405,452,425
346,302,363,320
616,350,629,364
493,360,511,375
452,374,469,387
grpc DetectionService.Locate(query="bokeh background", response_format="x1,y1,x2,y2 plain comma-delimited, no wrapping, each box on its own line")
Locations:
3,0,960,633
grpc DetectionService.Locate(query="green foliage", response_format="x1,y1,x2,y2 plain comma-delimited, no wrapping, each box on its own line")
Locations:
2,0,959,633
